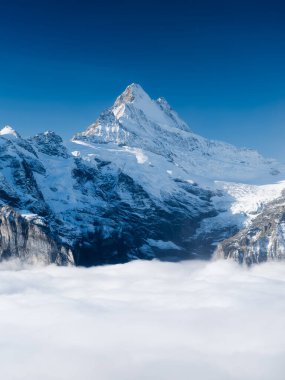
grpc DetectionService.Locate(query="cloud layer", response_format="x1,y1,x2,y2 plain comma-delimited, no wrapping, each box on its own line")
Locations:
0,259,285,380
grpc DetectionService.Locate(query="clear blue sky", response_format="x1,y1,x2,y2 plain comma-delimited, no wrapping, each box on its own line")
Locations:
0,0,285,160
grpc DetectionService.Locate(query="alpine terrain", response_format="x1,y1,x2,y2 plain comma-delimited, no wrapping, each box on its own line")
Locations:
1,84,285,266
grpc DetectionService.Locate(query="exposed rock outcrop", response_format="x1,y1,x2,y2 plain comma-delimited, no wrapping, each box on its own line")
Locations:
0,206,74,265
215,196,285,264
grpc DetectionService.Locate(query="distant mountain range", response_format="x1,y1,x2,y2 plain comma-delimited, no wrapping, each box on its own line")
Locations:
1,84,285,265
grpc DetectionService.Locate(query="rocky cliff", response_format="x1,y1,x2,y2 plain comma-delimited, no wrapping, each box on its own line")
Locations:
0,206,74,265
215,194,285,264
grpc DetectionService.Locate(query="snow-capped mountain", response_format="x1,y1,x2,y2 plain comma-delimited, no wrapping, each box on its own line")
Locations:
73,84,283,184
1,84,285,265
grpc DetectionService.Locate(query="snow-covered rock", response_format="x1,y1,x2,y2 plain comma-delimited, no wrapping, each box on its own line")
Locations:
0,125,20,138
215,194,285,264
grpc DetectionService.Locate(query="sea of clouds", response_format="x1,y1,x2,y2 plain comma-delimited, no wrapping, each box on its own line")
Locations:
0,258,284,380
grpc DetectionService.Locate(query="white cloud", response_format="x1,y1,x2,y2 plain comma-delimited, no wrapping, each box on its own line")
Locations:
0,259,285,380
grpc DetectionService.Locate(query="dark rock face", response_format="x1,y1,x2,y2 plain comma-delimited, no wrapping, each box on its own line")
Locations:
72,188,217,266
0,206,74,265
71,162,217,266
0,133,49,215
215,196,285,264
29,131,69,158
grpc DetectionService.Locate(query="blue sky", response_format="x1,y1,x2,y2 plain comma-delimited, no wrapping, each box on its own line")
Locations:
0,0,285,159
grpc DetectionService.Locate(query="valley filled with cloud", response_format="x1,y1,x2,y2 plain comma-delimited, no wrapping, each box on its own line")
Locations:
0,259,284,380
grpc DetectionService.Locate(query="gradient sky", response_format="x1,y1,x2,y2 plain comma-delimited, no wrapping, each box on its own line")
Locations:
0,0,285,159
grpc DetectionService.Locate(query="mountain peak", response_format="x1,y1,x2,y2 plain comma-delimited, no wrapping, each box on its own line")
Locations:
0,125,20,138
114,83,150,107
74,84,191,144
